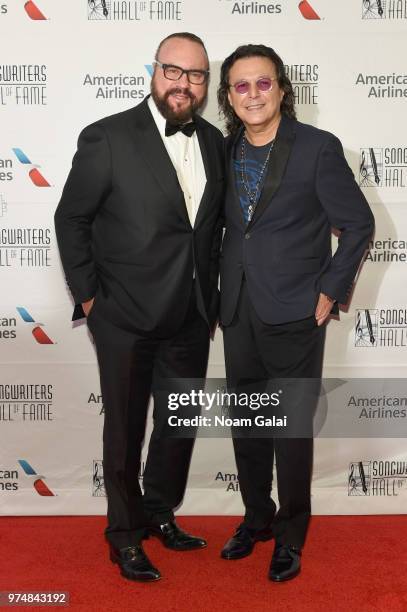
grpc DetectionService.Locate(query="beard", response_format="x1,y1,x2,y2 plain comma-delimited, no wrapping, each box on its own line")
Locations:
151,80,206,123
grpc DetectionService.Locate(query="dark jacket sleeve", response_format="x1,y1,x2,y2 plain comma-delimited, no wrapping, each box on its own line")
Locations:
54,123,112,306
316,135,375,304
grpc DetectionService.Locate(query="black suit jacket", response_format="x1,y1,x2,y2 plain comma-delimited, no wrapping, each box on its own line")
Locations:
220,115,375,326
55,96,224,336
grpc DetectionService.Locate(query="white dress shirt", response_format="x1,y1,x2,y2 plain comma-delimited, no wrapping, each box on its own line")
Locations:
148,96,207,227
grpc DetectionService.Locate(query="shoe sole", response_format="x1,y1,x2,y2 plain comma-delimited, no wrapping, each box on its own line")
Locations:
221,533,274,560
164,543,207,551
119,569,161,582
269,567,301,582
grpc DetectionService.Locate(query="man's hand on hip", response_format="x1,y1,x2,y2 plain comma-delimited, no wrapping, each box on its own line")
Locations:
82,297,95,317
315,292,334,326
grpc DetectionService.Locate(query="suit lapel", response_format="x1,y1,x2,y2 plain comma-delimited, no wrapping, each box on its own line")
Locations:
227,128,246,229
130,97,189,225
193,118,218,228
247,115,296,229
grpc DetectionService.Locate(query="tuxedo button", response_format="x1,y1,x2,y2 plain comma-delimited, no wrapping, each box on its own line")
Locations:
245,233,251,240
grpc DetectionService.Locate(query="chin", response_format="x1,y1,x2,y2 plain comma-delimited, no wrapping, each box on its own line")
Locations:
243,118,265,127
170,102,195,122
242,111,263,120
170,99,191,112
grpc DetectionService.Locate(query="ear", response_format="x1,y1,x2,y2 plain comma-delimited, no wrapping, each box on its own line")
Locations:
227,90,233,108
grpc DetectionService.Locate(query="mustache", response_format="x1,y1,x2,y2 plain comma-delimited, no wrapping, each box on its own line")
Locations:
164,87,196,101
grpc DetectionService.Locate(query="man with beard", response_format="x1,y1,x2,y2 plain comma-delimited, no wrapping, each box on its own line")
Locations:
55,33,224,582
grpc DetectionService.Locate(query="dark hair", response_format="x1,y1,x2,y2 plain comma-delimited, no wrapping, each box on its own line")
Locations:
155,32,209,65
218,44,296,135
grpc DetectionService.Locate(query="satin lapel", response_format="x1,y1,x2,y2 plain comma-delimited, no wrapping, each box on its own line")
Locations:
228,127,246,229
194,120,215,228
130,98,189,225
247,115,296,229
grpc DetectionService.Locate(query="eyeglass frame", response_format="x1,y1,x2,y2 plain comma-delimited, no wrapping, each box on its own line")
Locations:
228,76,278,95
154,60,210,85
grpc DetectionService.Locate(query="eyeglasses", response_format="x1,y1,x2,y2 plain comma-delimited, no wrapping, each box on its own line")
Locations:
229,77,277,95
154,60,209,85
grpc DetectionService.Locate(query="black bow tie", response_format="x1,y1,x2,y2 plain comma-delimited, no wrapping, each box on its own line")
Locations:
165,121,196,138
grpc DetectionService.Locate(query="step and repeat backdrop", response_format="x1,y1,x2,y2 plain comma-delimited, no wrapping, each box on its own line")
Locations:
1,0,407,517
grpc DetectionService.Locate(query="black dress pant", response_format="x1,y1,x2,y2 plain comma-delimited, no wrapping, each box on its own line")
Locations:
223,280,326,549
87,286,209,548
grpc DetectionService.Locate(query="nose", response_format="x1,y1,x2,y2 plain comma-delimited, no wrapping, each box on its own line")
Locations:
178,71,189,87
248,81,260,98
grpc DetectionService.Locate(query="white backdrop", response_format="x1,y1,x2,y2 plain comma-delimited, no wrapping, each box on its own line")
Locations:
1,0,407,516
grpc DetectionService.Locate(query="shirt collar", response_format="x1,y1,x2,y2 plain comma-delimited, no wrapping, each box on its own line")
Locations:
148,95,166,139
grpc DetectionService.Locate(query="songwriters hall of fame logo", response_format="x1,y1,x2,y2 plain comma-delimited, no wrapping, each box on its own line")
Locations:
362,0,386,18
355,309,378,347
87,0,182,20
92,460,105,496
92,460,145,496
349,460,407,496
348,461,371,495
360,147,406,188
359,148,382,187
88,0,109,19
355,308,407,348
362,0,407,19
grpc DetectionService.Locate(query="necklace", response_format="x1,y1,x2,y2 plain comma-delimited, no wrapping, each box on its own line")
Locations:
240,134,275,222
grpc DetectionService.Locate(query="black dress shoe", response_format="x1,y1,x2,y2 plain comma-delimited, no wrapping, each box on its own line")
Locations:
147,521,207,551
110,545,161,582
221,524,273,560
268,544,301,582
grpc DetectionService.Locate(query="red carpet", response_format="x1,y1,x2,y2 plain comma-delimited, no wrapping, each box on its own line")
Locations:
1,516,407,612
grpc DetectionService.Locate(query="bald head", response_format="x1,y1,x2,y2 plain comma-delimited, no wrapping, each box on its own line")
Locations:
155,32,209,68
151,33,209,123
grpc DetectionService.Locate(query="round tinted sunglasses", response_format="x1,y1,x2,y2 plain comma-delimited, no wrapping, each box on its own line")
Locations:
229,77,277,95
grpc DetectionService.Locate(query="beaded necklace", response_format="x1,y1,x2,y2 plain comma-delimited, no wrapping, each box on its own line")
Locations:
240,134,275,223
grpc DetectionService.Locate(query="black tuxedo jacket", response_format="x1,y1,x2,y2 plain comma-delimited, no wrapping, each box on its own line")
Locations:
55,97,224,336
220,115,375,326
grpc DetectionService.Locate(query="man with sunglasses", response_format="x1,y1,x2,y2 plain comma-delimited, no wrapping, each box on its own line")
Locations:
217,45,374,581
55,33,224,582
